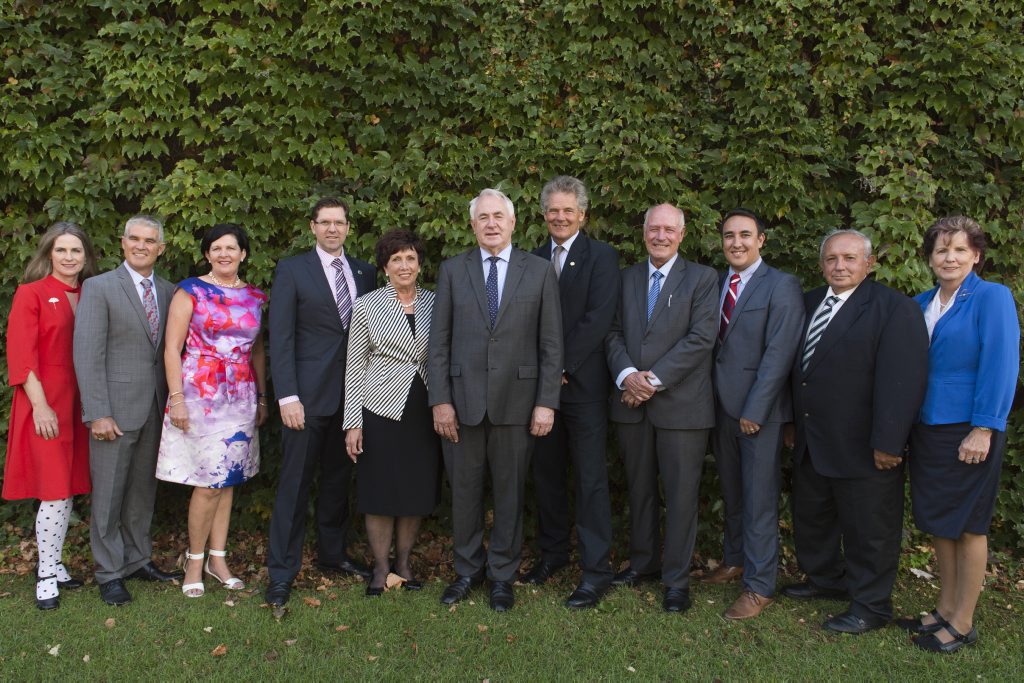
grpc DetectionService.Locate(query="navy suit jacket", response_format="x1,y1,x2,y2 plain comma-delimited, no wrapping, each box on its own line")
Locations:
532,232,619,404
792,278,929,478
269,249,375,417
914,271,1019,431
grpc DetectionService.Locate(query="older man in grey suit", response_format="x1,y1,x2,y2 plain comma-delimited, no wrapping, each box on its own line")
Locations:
606,203,718,613
74,215,182,606
705,209,804,620
429,187,563,612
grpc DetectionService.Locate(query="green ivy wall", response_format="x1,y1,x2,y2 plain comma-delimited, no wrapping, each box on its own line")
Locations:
2,1,1022,548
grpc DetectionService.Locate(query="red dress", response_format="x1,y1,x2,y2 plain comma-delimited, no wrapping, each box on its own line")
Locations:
2,275,91,500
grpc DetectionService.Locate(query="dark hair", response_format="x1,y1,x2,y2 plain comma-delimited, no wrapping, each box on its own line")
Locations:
922,216,986,272
375,229,426,271
719,208,765,235
23,221,99,283
310,197,349,222
201,223,250,256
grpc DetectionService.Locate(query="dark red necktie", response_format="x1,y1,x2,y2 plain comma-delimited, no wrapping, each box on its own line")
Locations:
719,273,740,340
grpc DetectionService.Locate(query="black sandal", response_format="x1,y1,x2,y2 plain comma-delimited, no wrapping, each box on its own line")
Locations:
894,608,947,634
913,623,978,654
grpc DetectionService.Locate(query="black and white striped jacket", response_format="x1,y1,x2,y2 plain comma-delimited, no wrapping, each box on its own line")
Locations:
342,284,433,428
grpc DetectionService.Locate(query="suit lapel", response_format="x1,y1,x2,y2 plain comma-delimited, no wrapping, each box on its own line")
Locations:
495,249,527,327
117,264,156,346
305,250,345,331
931,272,977,342
647,257,685,331
156,275,175,345
804,282,871,375
632,263,649,332
558,233,587,291
412,287,430,359
464,249,491,324
721,263,767,343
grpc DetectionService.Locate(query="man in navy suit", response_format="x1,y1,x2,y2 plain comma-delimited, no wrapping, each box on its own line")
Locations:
706,209,804,620
265,197,377,608
521,176,620,609
783,229,928,633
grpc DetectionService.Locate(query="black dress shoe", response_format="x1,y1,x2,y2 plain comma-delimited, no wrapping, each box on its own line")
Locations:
440,575,482,605
402,577,423,591
365,584,385,597
36,564,84,590
126,562,183,582
264,580,292,607
490,581,515,612
823,610,887,634
663,587,691,613
98,578,132,606
781,581,849,601
565,582,606,609
316,557,372,581
913,624,978,653
894,609,947,634
611,567,659,587
36,595,60,611
519,560,567,585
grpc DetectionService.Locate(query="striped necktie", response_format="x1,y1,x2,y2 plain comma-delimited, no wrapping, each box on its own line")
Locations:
331,258,353,328
647,271,663,322
801,295,840,371
719,273,741,340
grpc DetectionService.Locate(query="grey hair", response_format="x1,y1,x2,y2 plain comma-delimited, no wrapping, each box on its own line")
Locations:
469,188,515,221
819,228,872,261
643,204,685,230
540,175,589,213
123,214,165,243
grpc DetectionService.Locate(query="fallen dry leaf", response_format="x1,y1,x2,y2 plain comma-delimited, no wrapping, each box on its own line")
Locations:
265,650,279,662
477,624,488,632
48,645,60,657
284,639,297,647
367,655,378,662
223,599,235,607
385,572,406,589
506,634,516,643
335,625,350,632
303,597,321,608
203,626,213,633
211,644,228,657
104,618,116,629
175,639,184,647
627,666,637,673
412,643,419,654
83,655,90,663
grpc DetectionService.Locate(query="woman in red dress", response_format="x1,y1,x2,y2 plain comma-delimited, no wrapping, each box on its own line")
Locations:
3,222,97,610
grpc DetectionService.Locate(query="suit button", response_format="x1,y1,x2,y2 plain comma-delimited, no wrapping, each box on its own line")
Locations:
490,338,496,342
804,412,809,417
801,382,807,387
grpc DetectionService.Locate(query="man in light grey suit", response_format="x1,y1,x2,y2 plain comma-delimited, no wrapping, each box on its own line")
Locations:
705,208,805,620
429,188,563,612
74,215,182,606
606,203,718,613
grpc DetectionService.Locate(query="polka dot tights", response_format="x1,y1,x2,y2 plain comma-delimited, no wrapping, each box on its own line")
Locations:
36,498,73,601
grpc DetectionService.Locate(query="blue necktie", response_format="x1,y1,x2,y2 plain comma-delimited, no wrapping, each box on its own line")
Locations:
647,271,663,322
486,256,499,328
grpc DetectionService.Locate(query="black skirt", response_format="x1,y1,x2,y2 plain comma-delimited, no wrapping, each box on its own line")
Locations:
356,374,441,516
909,422,1006,538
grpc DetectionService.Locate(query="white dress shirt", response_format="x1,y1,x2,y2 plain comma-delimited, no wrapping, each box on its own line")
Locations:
718,257,763,310
615,254,680,390
551,230,580,273
124,262,158,309
480,244,513,304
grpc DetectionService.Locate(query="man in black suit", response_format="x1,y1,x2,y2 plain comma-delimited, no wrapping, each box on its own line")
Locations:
708,209,804,620
783,229,928,633
521,176,620,609
265,197,377,608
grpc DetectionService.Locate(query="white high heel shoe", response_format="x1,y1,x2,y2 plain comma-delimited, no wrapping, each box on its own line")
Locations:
204,549,245,590
182,551,205,598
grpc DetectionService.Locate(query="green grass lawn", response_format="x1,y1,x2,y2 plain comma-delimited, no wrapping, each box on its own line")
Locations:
1,570,1021,681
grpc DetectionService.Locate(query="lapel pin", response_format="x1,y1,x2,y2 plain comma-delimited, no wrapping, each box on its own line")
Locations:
569,261,575,267
48,297,60,310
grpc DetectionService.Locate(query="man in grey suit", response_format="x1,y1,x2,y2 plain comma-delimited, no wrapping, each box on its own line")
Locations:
606,203,718,613
74,215,183,606
429,188,563,612
705,209,805,620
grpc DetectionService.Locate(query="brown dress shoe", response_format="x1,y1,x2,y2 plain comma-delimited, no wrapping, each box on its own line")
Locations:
700,564,744,584
724,590,773,620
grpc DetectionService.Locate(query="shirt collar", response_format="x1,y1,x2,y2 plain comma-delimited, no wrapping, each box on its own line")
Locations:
648,253,678,278
480,244,513,263
316,244,346,268
123,261,155,285
826,283,860,302
728,257,763,284
552,230,580,254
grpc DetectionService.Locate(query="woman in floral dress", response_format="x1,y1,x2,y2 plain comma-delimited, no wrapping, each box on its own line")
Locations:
156,224,267,598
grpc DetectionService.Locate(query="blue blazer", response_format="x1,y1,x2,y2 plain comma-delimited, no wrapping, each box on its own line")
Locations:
915,271,1020,431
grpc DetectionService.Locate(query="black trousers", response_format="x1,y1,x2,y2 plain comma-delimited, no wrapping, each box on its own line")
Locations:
530,400,614,587
792,452,904,620
267,406,354,583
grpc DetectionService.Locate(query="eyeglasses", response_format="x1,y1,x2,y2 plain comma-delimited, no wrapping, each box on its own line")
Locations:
315,220,349,228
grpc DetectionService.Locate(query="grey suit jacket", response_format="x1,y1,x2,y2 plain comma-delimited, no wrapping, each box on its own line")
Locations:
713,262,805,424
606,256,718,429
74,263,174,431
428,247,563,426
343,284,433,428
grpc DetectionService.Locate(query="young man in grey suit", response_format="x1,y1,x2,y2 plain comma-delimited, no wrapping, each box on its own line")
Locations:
74,215,183,606
606,203,718,613
264,197,376,608
705,209,805,620
522,176,620,609
429,188,563,612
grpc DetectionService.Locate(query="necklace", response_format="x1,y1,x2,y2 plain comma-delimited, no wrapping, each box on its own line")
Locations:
209,272,241,288
395,290,418,308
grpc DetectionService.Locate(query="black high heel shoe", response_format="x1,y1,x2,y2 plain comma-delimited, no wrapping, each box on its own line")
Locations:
36,575,60,611
34,562,84,590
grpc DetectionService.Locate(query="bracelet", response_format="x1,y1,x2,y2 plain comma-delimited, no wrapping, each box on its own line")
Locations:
257,392,267,398
257,401,268,407
169,400,185,407
169,391,184,399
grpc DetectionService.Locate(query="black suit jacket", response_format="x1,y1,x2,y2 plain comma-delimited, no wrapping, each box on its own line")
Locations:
269,249,376,417
791,278,928,479
533,233,619,404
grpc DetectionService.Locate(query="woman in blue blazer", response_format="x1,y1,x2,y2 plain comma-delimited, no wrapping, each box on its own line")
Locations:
896,216,1020,653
